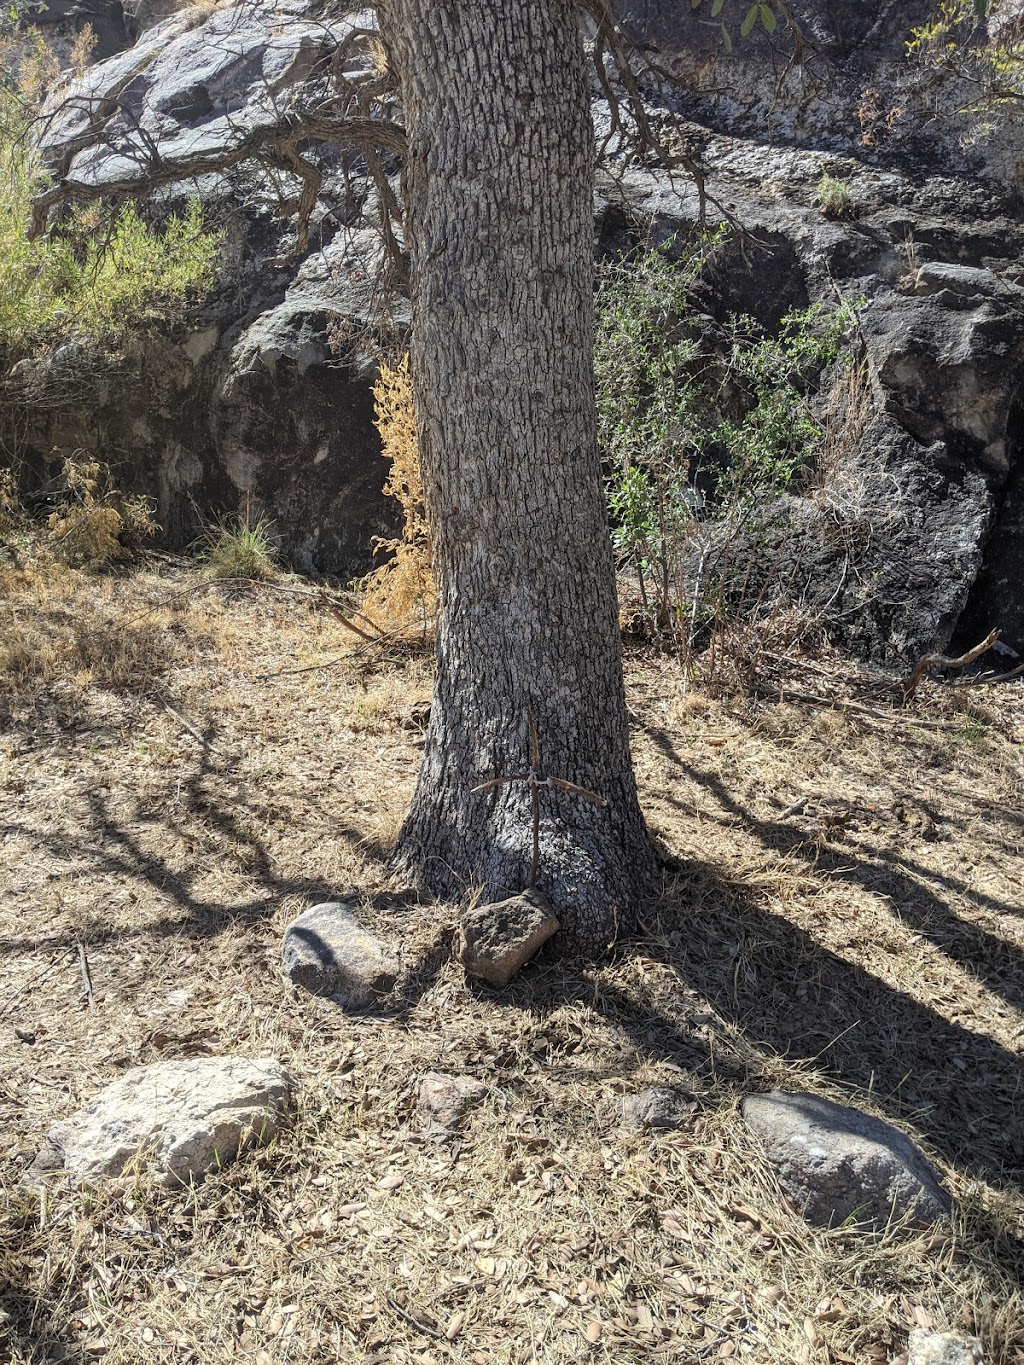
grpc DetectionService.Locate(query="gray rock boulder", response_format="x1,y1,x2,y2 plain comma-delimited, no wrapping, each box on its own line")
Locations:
32,1056,295,1186
281,901,399,1008
459,890,560,988
21,0,398,580
907,1329,985,1365
621,1087,697,1133
742,1091,950,1230
417,1072,487,1137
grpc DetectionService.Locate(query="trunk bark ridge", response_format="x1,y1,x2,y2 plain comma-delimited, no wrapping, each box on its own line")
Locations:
381,0,657,954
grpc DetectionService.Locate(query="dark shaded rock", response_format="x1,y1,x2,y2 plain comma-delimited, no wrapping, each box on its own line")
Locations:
906,1330,985,1365
621,1087,696,1132
28,1057,295,1187
21,0,1024,659
459,890,560,988
418,1072,487,1137
742,1091,950,1230
282,901,398,1008
20,1,399,580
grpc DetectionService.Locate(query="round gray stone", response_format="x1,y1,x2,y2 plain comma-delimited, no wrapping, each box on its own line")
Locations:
742,1091,950,1230
281,900,398,1008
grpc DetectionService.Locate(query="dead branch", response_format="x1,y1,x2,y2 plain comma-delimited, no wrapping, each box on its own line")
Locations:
902,628,1000,701
30,109,406,237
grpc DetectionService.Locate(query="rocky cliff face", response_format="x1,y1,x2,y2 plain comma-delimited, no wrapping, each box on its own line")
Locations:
18,0,401,579
17,0,1024,661
600,0,1024,662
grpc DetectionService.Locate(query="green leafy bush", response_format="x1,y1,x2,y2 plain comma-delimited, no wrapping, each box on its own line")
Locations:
595,234,858,653
0,25,218,358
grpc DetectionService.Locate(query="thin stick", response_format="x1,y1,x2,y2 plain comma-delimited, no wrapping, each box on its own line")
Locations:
471,775,528,795
255,655,351,681
77,941,95,1010
954,661,1024,687
384,1296,444,1342
548,776,609,808
530,780,541,887
775,687,977,731
155,693,210,748
471,707,610,889
528,707,542,770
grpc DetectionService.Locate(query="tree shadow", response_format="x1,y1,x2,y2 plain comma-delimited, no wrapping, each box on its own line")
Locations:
474,851,1024,1191
641,716,1024,1001
0,715,402,958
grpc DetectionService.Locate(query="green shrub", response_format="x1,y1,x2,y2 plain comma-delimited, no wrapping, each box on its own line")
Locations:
0,25,218,358
595,234,858,653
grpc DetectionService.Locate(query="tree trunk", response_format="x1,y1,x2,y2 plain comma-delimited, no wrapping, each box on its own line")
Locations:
380,0,657,955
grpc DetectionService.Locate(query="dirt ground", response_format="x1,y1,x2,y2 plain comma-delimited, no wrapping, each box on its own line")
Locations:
1,557,1022,1365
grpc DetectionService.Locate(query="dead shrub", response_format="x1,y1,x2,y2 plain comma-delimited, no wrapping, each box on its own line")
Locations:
361,352,435,639
46,455,159,567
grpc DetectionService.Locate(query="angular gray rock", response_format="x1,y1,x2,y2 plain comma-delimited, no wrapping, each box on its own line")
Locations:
417,1072,487,1137
281,901,398,1008
621,1087,696,1133
32,1056,295,1186
907,1329,985,1365
742,1091,950,1230
458,890,560,988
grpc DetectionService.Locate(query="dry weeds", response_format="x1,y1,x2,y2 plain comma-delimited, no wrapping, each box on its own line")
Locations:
0,556,1022,1365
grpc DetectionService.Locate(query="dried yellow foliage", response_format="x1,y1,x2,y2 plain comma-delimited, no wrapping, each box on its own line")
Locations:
45,456,158,567
362,352,435,639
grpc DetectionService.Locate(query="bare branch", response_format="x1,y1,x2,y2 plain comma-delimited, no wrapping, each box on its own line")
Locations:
30,109,405,237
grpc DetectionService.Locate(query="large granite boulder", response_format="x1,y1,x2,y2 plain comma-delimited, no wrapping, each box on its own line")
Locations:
28,1056,296,1187
742,1091,951,1230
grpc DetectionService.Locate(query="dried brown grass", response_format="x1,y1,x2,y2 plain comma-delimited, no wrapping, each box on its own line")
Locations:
0,562,1022,1365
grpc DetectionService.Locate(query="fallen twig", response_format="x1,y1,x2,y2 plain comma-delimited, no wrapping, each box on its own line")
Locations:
953,660,1024,687
773,688,975,731
155,693,212,749
384,1295,445,1342
77,940,95,1010
124,576,382,642
903,628,1000,701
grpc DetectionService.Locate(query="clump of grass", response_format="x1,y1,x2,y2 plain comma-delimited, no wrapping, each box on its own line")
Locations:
200,508,280,582
0,556,186,719
814,173,856,219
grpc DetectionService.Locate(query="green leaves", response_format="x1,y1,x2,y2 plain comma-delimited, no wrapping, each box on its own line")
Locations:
692,0,781,40
595,234,858,644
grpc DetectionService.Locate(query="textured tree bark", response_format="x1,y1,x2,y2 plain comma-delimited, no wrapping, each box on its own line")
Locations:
380,0,657,954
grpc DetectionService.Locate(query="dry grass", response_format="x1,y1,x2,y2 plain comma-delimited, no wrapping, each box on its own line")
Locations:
0,557,1022,1365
